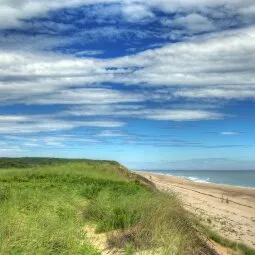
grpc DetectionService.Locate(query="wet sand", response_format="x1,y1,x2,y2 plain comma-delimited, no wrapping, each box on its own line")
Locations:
136,171,255,248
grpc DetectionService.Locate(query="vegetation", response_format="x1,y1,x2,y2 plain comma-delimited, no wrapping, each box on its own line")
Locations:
0,157,119,169
205,228,255,255
0,157,253,254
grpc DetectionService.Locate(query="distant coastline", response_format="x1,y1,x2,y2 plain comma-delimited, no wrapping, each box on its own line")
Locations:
135,169,255,189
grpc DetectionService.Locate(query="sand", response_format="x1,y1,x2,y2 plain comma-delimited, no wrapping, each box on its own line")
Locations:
136,171,255,249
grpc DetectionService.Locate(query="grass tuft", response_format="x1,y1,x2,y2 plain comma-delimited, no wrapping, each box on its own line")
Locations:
206,228,255,255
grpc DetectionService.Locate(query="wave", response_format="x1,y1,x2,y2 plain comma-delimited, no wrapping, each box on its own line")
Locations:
146,170,255,188
150,172,211,184
187,176,211,184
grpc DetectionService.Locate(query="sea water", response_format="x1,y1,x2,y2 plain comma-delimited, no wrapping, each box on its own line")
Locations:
144,170,255,188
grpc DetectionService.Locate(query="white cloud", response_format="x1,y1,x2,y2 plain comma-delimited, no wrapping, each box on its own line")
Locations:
75,50,105,56
3,134,100,148
0,146,22,152
44,141,65,147
1,26,255,106
29,88,145,105
121,4,155,22
0,115,29,122
67,105,223,121
239,5,255,16
0,0,254,154
0,0,254,29
0,114,126,134
82,121,126,127
174,88,255,99
0,0,115,29
111,26,255,87
0,2,254,142
0,5,21,29
0,33,72,52
144,109,222,121
23,142,41,147
97,130,126,137
172,13,216,33
66,104,145,117
220,132,240,135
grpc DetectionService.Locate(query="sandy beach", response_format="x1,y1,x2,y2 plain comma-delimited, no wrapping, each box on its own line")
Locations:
136,171,255,249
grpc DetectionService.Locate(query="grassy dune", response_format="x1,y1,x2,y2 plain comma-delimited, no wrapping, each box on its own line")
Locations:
0,158,218,254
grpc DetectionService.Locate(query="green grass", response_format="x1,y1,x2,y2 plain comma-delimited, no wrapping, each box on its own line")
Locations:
0,158,252,254
0,161,126,254
205,228,255,255
0,157,120,169
86,191,209,254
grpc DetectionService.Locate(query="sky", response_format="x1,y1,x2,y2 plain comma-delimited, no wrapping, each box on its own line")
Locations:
0,0,255,170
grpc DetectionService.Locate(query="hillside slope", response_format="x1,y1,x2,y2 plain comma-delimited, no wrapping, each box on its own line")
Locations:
0,158,214,254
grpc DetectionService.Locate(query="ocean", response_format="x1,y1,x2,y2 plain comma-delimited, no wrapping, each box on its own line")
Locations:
143,170,255,188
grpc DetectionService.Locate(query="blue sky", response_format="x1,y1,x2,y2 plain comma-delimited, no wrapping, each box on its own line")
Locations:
0,0,255,170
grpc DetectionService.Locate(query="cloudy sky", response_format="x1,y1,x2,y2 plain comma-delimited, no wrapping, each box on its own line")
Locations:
0,0,255,170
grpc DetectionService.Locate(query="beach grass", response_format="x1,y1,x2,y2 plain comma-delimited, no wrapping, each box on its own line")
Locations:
1,158,253,254
0,158,212,254
205,228,255,255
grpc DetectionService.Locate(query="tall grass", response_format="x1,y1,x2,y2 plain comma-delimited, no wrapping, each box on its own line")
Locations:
205,228,255,255
0,162,125,254
0,159,228,254
83,188,208,254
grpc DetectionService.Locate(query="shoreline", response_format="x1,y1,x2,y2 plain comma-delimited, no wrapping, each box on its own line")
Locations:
135,170,255,190
136,171,255,248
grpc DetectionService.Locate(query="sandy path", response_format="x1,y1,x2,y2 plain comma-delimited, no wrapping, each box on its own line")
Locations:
136,172,255,249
